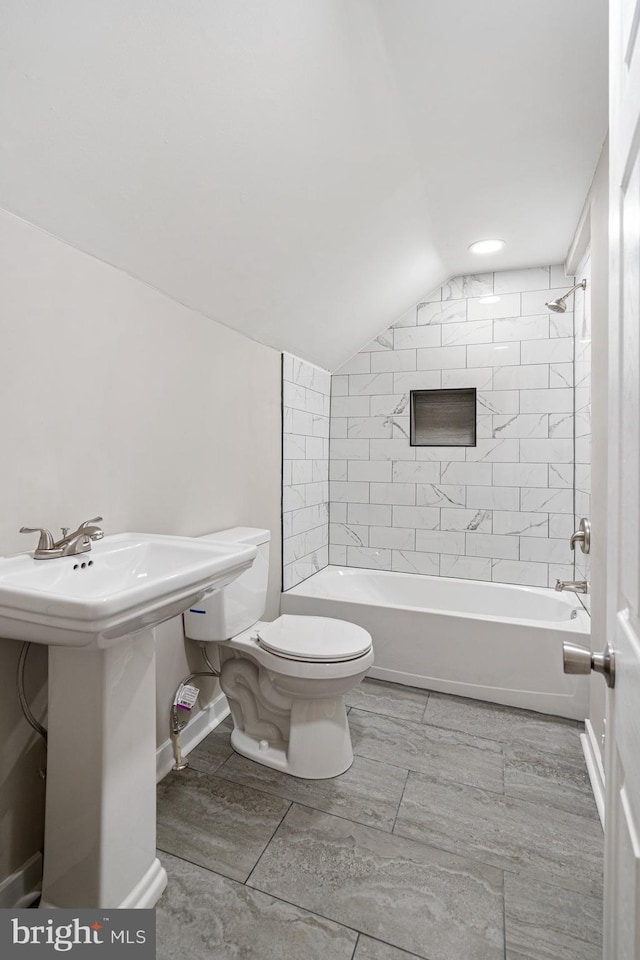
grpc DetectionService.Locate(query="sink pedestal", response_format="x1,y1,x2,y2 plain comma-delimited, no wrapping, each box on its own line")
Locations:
41,628,167,908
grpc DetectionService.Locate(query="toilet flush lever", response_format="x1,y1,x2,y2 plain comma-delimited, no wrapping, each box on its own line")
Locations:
570,518,591,554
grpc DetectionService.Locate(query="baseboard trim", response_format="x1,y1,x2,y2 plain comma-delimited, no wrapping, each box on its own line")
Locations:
156,691,230,782
0,852,42,908
581,719,605,829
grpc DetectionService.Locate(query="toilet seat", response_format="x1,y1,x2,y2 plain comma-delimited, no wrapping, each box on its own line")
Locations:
255,614,372,663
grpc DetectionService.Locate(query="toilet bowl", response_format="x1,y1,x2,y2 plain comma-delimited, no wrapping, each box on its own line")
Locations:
183,528,373,779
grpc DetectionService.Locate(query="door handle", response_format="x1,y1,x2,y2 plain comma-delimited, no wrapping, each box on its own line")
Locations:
563,641,615,688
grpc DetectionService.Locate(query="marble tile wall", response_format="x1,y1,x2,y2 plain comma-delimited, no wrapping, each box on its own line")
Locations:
282,354,331,589
573,254,591,600
329,265,583,588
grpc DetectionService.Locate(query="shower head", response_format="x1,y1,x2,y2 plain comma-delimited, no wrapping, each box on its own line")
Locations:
545,279,587,313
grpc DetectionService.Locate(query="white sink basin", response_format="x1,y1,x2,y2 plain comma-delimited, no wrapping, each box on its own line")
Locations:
0,532,257,647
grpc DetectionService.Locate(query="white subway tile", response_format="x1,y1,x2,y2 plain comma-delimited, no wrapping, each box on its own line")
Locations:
389,416,411,441
392,307,418,328
417,300,466,325
347,417,393,439
440,320,493,346
520,439,573,463
549,513,575,539
466,439,520,462
467,292,521,321
440,555,492,581
306,389,327,416
417,345,467,370
465,533,519,560
313,460,329,482
549,463,573,488
283,485,307,513
493,267,550,294
520,538,571,564
519,388,573,413
548,413,574,439
284,434,307,459
521,287,572,316
394,371,442,392
416,446,466,461
312,414,330,438
370,527,416,550
393,505,441,529
440,508,492,532
549,313,574,338
493,414,548,438
493,364,549,389
548,564,576,589
330,502,347,523
335,353,371,376
491,559,548,587
330,417,348,439
305,482,328,507
392,550,440,575
466,486,520,511
521,488,573,514
284,380,307,409
441,274,493,300
415,529,465,555
492,463,548,488
493,511,549,538
416,484,466,507
329,523,369,547
306,436,324,459
393,326,442,350
474,414,493,438
348,460,392,482
348,373,394,395
329,459,348,481
331,439,370,460
442,367,493,390
371,349,417,373
332,375,349,396
493,315,549,342
549,363,574,388
329,481,369,503
329,545,347,565
467,342,520,368
346,546,391,570
370,482,416,505
282,460,292,486
348,503,392,526
291,459,314,484
392,461,441,483
521,338,573,365
363,331,394,351
370,393,410,417
440,462,493,485
370,439,416,460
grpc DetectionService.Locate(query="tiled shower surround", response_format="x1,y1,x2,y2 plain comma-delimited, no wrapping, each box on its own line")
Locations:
329,265,582,589
282,354,331,589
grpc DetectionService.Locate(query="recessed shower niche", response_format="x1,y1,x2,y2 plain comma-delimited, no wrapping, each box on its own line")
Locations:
410,388,476,447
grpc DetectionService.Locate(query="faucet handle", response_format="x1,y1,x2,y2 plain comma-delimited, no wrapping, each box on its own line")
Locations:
20,526,55,551
78,516,103,529
78,516,104,541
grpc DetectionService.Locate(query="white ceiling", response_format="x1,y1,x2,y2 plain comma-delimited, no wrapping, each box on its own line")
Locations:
0,0,608,370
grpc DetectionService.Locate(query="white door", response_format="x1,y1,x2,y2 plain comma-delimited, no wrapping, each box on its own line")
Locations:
604,0,640,955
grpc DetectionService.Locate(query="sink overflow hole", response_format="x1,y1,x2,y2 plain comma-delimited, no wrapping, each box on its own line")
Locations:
72,560,95,571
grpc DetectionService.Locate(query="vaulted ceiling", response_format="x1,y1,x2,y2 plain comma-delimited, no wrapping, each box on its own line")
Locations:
0,0,608,369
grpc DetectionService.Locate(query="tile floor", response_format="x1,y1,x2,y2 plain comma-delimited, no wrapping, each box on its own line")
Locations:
155,679,603,960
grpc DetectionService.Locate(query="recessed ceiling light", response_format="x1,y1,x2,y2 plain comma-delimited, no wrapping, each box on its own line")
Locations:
479,295,501,304
469,239,505,255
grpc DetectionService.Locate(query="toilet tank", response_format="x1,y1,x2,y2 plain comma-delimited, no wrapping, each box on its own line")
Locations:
183,527,271,642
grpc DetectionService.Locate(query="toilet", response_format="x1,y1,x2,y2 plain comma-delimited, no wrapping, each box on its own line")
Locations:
183,527,373,779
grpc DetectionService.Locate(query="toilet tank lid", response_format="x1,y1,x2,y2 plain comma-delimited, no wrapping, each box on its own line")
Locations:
196,526,271,546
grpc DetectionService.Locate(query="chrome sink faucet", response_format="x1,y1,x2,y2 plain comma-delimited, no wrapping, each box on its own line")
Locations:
20,517,104,559
555,580,588,594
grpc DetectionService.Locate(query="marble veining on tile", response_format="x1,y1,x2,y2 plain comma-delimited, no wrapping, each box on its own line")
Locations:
344,677,429,723
247,804,504,960
353,936,425,960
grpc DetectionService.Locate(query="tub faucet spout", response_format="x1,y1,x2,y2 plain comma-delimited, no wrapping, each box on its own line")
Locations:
555,580,588,594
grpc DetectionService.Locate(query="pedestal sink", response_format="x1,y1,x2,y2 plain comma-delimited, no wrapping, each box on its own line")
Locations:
0,533,257,909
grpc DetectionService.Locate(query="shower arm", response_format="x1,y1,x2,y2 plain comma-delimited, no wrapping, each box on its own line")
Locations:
557,279,587,305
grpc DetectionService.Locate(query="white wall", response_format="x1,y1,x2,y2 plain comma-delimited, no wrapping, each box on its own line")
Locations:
282,354,331,589
329,266,579,588
0,208,282,886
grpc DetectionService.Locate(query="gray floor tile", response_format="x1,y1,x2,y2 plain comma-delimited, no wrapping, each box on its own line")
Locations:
215,751,408,831
504,744,599,820
248,803,504,960
156,851,358,960
504,872,602,960
423,692,582,758
394,772,603,898
157,769,290,882
354,936,425,960
186,721,234,774
345,678,429,723
350,708,504,791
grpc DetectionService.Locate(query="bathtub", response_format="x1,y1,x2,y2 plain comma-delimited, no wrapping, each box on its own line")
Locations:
280,565,591,720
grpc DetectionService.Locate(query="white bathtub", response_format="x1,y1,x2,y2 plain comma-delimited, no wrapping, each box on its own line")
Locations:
280,565,591,720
